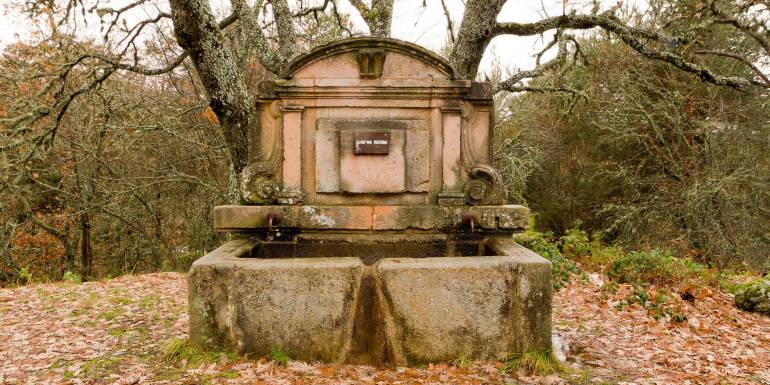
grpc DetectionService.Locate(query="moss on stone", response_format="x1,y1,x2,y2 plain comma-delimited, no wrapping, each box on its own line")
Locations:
735,278,770,316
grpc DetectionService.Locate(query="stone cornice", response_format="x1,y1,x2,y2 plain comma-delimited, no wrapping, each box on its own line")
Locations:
259,79,477,100
280,37,461,80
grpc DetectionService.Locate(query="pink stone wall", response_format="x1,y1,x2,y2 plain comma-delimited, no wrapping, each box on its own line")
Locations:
257,42,493,207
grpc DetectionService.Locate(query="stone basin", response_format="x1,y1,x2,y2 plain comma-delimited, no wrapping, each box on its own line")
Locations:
244,234,497,262
188,234,552,366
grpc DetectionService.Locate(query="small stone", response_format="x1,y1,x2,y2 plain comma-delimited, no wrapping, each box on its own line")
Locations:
587,273,604,287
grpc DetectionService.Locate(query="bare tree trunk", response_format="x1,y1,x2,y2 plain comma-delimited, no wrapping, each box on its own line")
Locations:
349,0,394,37
63,237,77,277
449,0,506,80
79,212,91,279
153,191,164,267
272,0,298,60
169,0,255,175
369,0,394,37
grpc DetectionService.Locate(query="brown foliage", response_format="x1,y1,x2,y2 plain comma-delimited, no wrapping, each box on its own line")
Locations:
0,38,229,284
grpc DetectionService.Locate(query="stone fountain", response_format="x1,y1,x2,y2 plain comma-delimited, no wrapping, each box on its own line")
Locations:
188,37,552,366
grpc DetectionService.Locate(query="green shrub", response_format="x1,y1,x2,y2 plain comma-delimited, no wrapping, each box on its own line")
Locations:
161,338,236,367
607,250,709,287
517,228,718,296
560,228,592,259
451,355,473,369
583,244,625,272
18,267,33,285
515,231,582,290
268,346,290,366
516,231,560,260
62,271,82,283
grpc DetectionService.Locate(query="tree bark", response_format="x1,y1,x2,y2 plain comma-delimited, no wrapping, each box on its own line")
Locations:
272,0,298,61
169,0,254,174
79,212,91,280
349,0,394,37
369,0,394,37
449,0,506,80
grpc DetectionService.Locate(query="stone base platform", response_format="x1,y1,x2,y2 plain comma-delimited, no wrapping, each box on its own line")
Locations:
188,235,552,365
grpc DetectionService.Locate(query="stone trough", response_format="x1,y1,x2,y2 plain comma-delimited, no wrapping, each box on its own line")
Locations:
189,37,552,366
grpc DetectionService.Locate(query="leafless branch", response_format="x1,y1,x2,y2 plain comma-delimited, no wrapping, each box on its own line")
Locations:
502,85,586,96
82,12,239,77
710,1,770,56
440,0,455,44
693,50,770,87
496,31,573,94
94,0,153,39
257,0,353,36
494,12,763,89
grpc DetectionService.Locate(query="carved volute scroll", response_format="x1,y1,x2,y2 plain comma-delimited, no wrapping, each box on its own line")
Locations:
241,100,283,204
355,49,386,78
464,164,505,206
457,101,506,206
241,169,280,204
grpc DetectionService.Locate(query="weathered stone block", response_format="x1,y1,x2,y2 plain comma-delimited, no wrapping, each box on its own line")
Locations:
189,240,363,362
297,205,372,229
372,205,450,230
375,241,551,365
468,205,529,230
376,256,515,363
314,123,340,193
214,205,531,232
212,205,297,230
281,105,304,192
405,128,430,192
340,129,406,193
488,238,553,353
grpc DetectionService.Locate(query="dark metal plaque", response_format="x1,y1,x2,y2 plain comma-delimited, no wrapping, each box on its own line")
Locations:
353,132,390,155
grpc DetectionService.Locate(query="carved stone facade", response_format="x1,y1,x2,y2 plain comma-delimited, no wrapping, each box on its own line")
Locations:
190,38,551,365
245,37,506,211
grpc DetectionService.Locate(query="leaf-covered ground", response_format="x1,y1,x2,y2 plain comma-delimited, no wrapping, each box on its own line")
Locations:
1,272,768,384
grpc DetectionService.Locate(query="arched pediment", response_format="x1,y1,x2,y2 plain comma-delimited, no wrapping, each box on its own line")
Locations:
280,37,461,80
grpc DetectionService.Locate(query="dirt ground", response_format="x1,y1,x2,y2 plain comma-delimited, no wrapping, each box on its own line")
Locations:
1,272,768,384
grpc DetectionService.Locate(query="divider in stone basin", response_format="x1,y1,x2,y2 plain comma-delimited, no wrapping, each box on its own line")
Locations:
188,236,552,365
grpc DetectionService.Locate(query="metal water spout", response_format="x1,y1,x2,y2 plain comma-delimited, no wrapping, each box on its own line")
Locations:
266,212,282,240
461,212,478,232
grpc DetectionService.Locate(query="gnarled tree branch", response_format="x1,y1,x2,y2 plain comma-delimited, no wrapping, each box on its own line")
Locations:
348,0,394,37
451,2,765,90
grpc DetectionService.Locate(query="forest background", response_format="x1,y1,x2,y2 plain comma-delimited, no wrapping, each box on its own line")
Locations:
0,0,768,285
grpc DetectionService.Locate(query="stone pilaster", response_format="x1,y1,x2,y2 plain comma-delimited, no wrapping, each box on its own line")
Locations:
439,106,465,206
279,104,305,204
